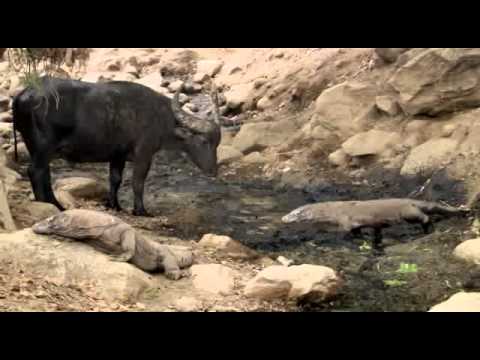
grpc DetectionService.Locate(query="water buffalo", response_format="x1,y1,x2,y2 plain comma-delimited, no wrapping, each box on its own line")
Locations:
12,76,221,216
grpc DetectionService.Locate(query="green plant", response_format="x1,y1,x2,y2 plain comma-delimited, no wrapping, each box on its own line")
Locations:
396,263,418,274
384,279,408,287
359,241,372,251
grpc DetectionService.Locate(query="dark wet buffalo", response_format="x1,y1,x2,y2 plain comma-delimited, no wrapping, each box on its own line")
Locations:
12,76,221,216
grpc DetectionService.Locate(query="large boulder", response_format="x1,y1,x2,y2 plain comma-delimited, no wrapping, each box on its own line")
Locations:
328,149,350,167
244,264,342,303
341,130,401,157
190,264,237,295
375,48,410,63
389,48,480,116
453,238,480,265
23,202,60,223
0,229,154,302
198,234,258,260
400,138,459,176
309,81,378,138
196,60,223,77
224,83,255,111
429,292,480,312
232,119,298,154
135,73,169,96
0,179,16,231
53,177,108,201
217,145,243,165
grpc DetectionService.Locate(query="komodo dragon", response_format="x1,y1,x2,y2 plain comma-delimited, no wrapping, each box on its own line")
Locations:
282,198,469,248
32,209,194,280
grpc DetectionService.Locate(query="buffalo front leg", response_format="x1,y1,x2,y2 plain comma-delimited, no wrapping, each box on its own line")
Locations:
132,157,153,217
107,157,126,211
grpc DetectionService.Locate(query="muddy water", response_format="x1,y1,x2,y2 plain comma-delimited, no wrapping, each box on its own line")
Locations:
43,153,480,312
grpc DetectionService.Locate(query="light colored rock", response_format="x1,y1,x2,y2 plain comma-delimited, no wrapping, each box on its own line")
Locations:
342,130,401,157
174,296,202,312
24,202,60,222
191,264,237,295
0,122,12,139
53,177,108,201
135,72,165,94
376,95,400,116
193,73,210,83
328,149,350,167
0,179,16,231
244,264,342,303
8,76,23,97
442,124,458,138
429,292,480,312
0,62,9,73
183,82,202,94
220,129,236,146
453,238,480,265
242,151,267,164
311,81,377,137
254,78,268,89
81,72,113,83
168,80,184,93
389,48,480,116
184,103,199,113
0,112,12,123
256,96,274,111
400,138,458,176
198,234,258,259
375,48,410,63
218,145,243,165
277,256,294,267
178,93,189,105
123,64,139,76
232,119,298,154
225,83,255,111
0,229,154,302
112,72,136,82
196,60,223,77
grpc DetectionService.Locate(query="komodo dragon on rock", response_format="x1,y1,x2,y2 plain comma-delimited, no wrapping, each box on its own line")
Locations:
282,199,470,248
32,209,194,280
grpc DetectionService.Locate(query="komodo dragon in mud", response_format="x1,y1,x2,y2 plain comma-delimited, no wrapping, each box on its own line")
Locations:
32,209,194,280
282,199,470,248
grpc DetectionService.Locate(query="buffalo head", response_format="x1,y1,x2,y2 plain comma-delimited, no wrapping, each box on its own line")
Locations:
171,85,221,177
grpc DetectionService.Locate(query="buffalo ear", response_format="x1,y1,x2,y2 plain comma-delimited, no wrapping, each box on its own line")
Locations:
174,128,191,140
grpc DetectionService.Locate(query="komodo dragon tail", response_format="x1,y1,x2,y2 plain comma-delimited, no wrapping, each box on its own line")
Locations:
414,200,470,216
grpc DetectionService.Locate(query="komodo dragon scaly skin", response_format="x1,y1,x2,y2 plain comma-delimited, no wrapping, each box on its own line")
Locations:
282,198,470,247
32,209,194,280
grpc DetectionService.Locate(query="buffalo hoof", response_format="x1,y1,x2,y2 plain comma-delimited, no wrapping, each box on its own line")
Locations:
132,209,153,217
106,200,123,212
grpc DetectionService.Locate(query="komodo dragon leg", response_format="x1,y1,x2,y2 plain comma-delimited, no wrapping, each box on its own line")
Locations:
108,229,136,262
403,207,434,235
162,250,188,281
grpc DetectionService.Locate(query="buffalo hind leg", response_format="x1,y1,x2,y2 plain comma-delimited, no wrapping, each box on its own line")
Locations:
107,157,126,211
28,155,64,211
132,156,153,217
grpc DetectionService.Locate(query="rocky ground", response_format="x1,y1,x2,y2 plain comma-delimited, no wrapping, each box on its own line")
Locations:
1,48,480,311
